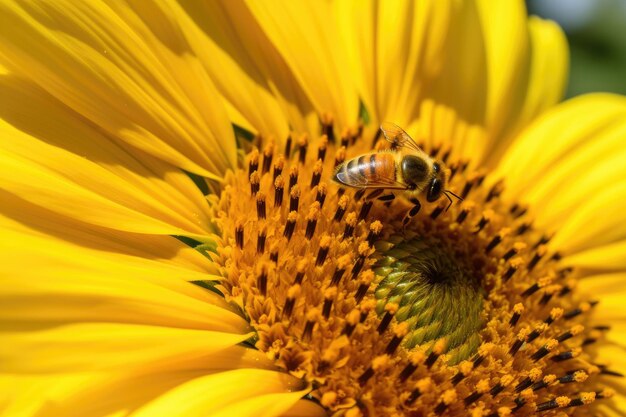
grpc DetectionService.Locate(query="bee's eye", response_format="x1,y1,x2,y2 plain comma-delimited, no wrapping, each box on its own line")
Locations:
427,178,443,202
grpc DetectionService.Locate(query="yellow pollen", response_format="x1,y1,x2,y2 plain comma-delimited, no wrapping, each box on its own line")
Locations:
370,220,383,233
471,407,485,417
321,391,337,408
394,322,409,338
549,307,564,320
321,336,349,364
306,308,321,322
556,396,571,407
510,256,524,269
360,270,375,284
416,377,433,392
274,175,285,189
476,379,490,393
337,254,353,270
442,389,457,405
580,392,596,404
478,342,494,356
513,303,525,314
517,328,530,341
545,339,559,351
520,388,535,402
384,302,399,315
306,202,320,219
345,408,362,417
287,285,301,299
459,360,473,375
313,159,323,174
601,388,616,398
529,368,543,381
408,351,426,365
324,286,337,299
543,374,557,385
360,299,376,313
536,244,548,256
500,375,514,387
538,276,553,288
372,355,390,370
482,209,495,221
498,407,512,417
513,241,527,252
346,309,360,325
358,242,373,256
297,133,308,148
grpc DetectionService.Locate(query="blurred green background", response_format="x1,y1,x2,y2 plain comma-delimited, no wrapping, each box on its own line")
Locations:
528,0,626,98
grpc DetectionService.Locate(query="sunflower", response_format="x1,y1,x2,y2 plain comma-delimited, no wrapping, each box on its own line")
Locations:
1,1,625,416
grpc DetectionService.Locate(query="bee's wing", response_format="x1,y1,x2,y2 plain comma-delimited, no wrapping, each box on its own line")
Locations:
335,167,408,190
380,122,424,153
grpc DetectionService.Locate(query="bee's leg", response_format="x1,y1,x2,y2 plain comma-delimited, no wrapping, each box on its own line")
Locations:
358,190,384,220
354,188,366,201
402,198,421,227
378,193,396,208
365,189,384,200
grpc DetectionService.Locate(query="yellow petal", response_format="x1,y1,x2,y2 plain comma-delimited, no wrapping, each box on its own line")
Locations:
1,191,217,275
131,369,307,417
0,215,245,332
412,1,568,163
172,0,317,140
0,77,214,236
0,374,97,417
482,15,568,165
210,391,313,417
494,94,626,253
596,397,626,417
2,324,250,373
563,240,626,271
577,274,626,323
550,182,626,253
473,0,529,142
337,0,452,130
0,349,276,417
576,273,626,349
0,0,236,177
245,0,359,130
0,270,242,332
495,94,626,196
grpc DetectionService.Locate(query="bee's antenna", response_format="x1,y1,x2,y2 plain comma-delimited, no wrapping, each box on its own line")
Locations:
445,190,463,202
443,190,462,213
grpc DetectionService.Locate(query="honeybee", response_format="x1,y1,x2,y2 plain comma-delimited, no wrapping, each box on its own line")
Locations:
332,122,461,225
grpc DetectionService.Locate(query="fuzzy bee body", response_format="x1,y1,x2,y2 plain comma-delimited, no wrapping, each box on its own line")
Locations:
332,123,461,223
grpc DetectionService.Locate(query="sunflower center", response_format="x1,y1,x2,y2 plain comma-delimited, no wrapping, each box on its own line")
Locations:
207,122,614,416
374,235,484,363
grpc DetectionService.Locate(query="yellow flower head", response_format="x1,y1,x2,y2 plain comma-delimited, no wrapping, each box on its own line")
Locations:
0,1,625,417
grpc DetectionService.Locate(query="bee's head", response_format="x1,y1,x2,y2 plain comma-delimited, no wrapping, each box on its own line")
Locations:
426,162,446,202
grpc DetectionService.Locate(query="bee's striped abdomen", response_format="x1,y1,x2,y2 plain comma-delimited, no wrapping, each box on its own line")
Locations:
334,152,396,188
